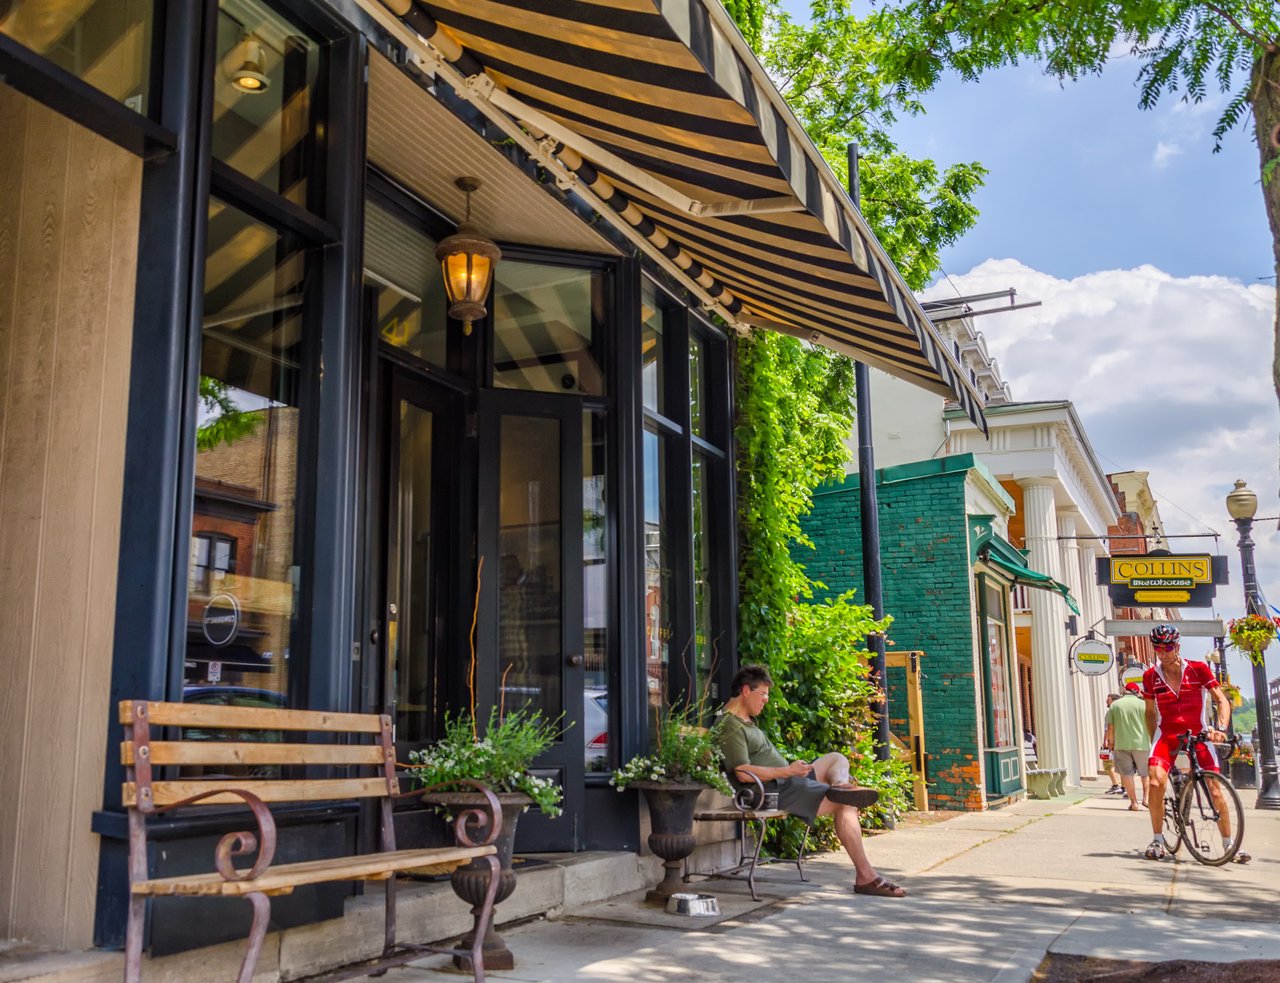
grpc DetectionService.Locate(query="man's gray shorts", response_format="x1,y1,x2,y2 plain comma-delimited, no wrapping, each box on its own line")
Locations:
1113,748,1148,778
774,774,828,825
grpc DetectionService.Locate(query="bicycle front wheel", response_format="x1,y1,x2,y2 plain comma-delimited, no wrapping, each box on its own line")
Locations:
1179,770,1244,866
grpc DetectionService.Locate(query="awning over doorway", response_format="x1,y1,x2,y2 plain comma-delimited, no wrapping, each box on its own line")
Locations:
981,548,1080,616
362,0,988,431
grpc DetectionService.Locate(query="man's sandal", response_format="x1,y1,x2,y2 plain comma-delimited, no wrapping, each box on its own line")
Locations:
1144,838,1167,860
826,786,880,809
854,876,907,898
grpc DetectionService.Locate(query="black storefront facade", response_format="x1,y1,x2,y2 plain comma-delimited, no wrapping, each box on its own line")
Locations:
0,0,984,963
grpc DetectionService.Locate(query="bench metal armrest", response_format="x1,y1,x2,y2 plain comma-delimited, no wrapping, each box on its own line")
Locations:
731,773,768,812
412,778,505,847
150,788,278,882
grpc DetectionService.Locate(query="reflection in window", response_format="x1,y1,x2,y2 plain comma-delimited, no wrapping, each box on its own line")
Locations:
641,280,664,414
689,336,705,438
212,0,321,207
643,427,670,711
186,198,313,706
364,199,448,367
1,0,155,113
583,411,611,769
984,581,1014,748
691,454,714,704
492,259,606,395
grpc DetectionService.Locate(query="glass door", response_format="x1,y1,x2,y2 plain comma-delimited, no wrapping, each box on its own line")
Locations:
477,389,585,851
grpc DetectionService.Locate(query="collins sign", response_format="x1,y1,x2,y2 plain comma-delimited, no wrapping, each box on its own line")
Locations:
1095,553,1227,608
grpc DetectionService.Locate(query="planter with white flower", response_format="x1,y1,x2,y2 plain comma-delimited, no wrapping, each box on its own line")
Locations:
407,708,562,971
1227,613,1280,667
611,707,731,904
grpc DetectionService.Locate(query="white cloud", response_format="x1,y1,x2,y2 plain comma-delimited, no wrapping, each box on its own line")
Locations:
923,261,1280,693
1153,140,1183,168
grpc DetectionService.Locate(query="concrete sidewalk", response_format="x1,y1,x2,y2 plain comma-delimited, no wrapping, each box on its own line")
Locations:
378,784,1280,982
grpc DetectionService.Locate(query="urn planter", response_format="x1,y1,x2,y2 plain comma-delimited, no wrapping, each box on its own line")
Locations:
632,781,705,905
422,790,531,971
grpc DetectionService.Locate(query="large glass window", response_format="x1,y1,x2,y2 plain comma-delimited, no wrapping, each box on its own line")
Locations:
640,277,729,714
364,198,449,368
1,0,156,113
583,410,610,770
188,198,314,701
212,0,322,207
492,259,606,395
984,580,1015,748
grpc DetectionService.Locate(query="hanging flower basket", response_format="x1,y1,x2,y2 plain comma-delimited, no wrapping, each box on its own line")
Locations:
1220,680,1244,708
1227,614,1280,667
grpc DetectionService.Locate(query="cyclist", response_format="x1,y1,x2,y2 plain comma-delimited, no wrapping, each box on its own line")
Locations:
1141,624,1248,861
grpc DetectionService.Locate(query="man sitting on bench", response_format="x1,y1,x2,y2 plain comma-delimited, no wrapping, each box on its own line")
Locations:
716,664,907,898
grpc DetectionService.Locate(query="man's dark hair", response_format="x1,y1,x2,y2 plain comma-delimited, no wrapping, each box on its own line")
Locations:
729,664,773,695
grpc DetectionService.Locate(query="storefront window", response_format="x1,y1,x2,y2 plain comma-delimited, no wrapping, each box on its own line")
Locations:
186,198,314,705
1,0,156,114
212,0,322,208
691,452,713,703
688,335,705,438
643,427,670,709
583,410,610,770
641,280,664,414
492,259,606,395
984,581,1014,748
364,198,448,368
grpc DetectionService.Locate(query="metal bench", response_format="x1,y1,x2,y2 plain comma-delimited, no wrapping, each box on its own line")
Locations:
118,699,502,983
684,774,808,901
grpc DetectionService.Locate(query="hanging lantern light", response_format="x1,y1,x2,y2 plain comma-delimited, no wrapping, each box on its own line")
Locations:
435,177,500,336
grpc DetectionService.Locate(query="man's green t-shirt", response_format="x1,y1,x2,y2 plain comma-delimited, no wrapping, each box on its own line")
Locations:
717,712,787,779
1106,693,1149,751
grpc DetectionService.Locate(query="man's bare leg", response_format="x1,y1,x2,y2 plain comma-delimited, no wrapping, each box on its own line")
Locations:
810,752,852,786
1148,763,1169,836
815,797,876,883
1121,773,1139,809
1140,775,1149,806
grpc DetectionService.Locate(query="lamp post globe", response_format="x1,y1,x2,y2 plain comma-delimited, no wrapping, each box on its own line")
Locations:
1225,479,1280,809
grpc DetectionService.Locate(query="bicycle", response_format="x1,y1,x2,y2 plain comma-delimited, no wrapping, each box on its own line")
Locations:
1159,730,1245,866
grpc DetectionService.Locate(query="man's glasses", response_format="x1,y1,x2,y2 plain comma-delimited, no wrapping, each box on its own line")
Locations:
1153,642,1178,651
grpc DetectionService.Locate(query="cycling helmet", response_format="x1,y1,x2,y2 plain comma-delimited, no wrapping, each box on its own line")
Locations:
1150,624,1180,645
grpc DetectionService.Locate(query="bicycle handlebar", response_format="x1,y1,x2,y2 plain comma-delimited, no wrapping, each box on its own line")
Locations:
1175,729,1239,753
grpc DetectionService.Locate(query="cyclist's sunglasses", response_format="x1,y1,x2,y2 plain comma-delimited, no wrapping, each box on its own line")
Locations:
1153,641,1178,651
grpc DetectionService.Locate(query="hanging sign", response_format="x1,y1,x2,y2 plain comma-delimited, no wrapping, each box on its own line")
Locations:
1071,637,1115,676
201,593,241,647
1096,553,1227,608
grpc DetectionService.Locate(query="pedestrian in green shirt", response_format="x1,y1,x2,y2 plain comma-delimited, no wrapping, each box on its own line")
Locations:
1104,683,1150,811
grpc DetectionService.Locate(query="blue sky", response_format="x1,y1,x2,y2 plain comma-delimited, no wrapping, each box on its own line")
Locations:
770,4,1279,697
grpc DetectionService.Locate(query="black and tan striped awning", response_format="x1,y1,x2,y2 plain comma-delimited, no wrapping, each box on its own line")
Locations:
365,0,987,429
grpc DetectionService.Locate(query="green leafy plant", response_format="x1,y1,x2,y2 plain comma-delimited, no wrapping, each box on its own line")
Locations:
1232,741,1256,768
196,376,261,451
406,707,564,817
610,703,732,794
1227,614,1280,666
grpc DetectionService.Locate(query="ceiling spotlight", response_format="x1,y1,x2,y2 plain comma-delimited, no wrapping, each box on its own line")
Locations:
231,39,270,94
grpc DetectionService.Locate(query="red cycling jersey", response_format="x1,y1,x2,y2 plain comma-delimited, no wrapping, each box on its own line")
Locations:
1142,659,1220,772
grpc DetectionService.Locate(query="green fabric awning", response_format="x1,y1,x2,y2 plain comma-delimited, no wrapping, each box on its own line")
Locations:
981,550,1080,616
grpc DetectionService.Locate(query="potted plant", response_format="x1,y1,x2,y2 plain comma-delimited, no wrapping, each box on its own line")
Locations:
1220,680,1243,708
1229,741,1258,789
1227,614,1280,667
406,707,562,971
611,705,732,904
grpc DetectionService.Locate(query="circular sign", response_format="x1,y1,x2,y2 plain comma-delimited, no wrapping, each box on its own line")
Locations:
1121,665,1145,689
1071,637,1115,676
201,593,241,647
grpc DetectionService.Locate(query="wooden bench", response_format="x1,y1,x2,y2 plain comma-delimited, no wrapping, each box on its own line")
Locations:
684,774,808,902
119,699,502,983
1026,767,1066,799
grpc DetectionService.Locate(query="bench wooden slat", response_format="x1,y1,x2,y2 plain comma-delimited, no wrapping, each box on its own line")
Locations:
119,700,385,734
122,740,387,767
694,809,788,821
123,777,395,807
131,845,496,897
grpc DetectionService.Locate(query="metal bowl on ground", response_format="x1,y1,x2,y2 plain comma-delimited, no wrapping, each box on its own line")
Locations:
665,892,720,916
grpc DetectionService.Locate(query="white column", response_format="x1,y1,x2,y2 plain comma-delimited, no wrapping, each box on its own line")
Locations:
1020,477,1080,783
1059,510,1099,779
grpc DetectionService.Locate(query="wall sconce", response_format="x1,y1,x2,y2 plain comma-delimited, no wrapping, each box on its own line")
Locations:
231,38,270,94
435,177,500,336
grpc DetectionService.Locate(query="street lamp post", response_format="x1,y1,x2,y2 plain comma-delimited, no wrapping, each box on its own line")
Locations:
1225,478,1280,809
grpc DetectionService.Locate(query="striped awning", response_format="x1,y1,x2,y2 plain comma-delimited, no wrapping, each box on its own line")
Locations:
364,0,987,429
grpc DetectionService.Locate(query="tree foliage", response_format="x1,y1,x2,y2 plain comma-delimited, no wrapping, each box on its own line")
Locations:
196,376,261,452
871,0,1280,424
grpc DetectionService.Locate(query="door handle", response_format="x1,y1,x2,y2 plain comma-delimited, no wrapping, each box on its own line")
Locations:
567,653,584,667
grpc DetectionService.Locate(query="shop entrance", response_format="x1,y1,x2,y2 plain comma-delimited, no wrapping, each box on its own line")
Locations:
475,389,586,851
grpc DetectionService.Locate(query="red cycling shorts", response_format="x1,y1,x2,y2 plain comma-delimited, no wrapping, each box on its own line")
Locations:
1148,726,1219,773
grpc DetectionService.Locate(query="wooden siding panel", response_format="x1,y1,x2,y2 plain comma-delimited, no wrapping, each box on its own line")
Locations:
0,89,139,949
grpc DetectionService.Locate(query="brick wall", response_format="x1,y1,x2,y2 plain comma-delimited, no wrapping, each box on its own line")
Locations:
800,463,984,810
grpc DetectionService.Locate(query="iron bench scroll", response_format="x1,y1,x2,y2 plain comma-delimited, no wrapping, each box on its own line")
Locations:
685,773,809,902
118,699,503,983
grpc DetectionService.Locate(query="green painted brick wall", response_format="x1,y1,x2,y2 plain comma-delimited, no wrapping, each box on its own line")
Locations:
800,467,984,810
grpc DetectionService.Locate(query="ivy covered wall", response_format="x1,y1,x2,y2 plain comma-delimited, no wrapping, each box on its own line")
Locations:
801,456,985,810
